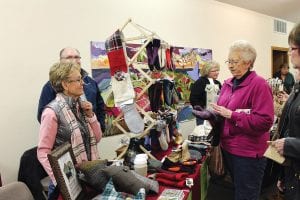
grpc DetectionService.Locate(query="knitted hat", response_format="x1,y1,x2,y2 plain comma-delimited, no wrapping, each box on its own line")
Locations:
200,60,220,77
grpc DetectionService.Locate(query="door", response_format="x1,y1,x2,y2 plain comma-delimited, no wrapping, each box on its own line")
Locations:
271,46,289,77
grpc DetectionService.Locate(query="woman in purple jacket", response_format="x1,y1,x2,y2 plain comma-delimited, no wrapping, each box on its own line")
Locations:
211,40,274,200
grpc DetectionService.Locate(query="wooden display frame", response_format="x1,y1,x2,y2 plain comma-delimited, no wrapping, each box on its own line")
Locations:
47,143,86,200
112,18,168,137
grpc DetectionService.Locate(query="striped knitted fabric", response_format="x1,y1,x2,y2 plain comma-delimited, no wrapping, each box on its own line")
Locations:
55,94,99,163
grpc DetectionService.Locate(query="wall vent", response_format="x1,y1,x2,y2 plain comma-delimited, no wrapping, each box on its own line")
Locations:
274,19,287,34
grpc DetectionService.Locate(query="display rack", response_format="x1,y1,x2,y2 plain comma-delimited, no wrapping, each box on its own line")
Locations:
112,18,168,139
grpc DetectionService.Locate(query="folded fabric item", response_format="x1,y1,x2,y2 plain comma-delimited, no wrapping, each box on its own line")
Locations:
103,165,148,195
131,171,159,194
156,172,189,181
111,73,135,105
77,159,109,193
154,172,189,188
93,178,145,200
121,103,144,134
156,177,186,188
188,143,208,156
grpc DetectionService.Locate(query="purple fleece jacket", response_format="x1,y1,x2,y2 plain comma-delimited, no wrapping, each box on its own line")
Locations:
218,71,274,158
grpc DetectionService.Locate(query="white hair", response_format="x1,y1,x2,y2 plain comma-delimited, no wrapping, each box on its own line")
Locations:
229,40,257,68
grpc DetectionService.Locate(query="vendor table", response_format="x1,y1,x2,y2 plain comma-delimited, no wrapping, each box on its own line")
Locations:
146,164,202,200
146,145,208,200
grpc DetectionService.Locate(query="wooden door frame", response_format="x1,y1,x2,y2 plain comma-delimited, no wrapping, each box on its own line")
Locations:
271,46,289,76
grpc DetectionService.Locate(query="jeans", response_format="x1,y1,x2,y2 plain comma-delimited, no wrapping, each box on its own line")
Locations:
48,180,58,200
223,149,267,200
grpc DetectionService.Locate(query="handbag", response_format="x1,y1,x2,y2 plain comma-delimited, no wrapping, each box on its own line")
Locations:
207,145,225,177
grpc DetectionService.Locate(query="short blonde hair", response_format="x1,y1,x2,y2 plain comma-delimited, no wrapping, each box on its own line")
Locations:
49,62,81,93
229,40,256,68
200,60,220,77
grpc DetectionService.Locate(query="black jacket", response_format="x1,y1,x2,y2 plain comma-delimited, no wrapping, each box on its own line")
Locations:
278,83,300,171
18,147,48,200
189,77,221,107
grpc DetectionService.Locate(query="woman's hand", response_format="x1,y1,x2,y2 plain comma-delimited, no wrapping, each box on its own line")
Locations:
211,103,232,119
277,91,289,102
277,180,284,193
80,101,94,118
269,138,285,156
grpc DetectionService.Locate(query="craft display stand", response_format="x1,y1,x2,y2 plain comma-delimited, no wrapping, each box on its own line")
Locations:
112,19,168,138
112,19,168,159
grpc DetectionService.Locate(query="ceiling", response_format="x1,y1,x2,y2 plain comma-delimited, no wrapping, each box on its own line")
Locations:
215,0,299,23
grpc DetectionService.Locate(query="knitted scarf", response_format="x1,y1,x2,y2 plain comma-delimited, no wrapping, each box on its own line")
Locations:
55,93,99,164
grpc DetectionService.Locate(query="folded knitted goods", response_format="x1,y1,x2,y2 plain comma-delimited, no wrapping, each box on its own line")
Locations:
154,172,189,188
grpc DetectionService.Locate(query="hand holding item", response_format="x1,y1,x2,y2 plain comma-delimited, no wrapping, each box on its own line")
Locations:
81,101,94,118
192,105,214,119
211,103,232,119
277,91,289,103
268,138,285,156
264,140,285,164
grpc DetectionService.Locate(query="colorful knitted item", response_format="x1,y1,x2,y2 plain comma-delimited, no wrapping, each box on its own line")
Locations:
105,30,128,76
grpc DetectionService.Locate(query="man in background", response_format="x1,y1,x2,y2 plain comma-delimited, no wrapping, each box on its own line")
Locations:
37,47,106,132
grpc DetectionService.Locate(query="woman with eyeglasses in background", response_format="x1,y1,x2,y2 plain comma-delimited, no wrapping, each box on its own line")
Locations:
211,40,274,200
37,62,102,199
271,22,300,200
189,60,222,125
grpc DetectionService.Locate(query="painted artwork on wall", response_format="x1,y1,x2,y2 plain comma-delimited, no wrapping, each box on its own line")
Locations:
90,41,109,69
171,46,212,69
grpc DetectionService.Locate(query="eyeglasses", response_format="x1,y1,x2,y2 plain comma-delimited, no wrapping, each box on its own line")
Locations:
67,78,84,84
225,59,240,66
289,47,299,52
61,55,81,60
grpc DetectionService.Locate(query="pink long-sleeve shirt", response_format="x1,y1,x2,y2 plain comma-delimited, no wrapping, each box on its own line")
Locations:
37,108,102,185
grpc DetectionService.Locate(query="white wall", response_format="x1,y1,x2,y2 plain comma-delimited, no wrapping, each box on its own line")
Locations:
0,0,295,183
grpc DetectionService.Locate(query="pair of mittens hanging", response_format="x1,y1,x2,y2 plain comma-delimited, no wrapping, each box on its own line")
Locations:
146,39,161,71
